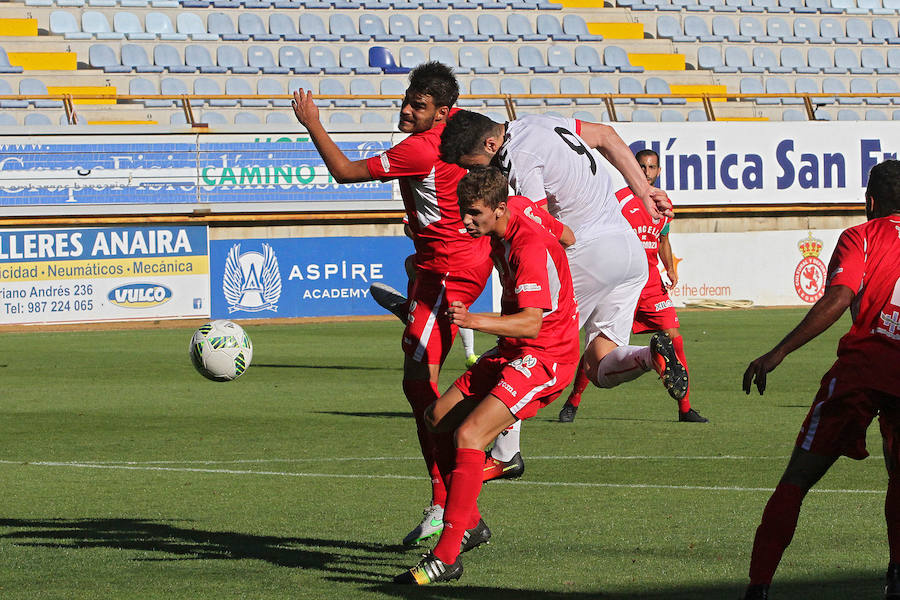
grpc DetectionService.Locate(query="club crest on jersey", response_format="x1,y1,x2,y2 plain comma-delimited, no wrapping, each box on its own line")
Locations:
510,354,538,378
223,243,282,312
793,232,827,304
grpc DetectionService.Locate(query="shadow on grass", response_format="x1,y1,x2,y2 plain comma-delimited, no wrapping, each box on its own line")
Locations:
253,363,397,371
313,410,413,419
0,518,409,578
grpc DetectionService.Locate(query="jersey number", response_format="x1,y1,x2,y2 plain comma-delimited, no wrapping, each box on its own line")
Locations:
554,127,596,175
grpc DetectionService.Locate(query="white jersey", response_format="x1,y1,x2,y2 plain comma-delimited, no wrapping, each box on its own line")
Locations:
498,114,632,244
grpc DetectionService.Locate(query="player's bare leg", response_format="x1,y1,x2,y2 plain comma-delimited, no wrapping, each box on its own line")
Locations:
743,447,838,600
661,326,707,422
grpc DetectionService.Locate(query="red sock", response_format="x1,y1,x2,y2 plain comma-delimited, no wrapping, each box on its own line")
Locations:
403,379,446,507
672,335,691,413
748,482,806,585
887,474,900,563
567,357,590,407
432,448,485,565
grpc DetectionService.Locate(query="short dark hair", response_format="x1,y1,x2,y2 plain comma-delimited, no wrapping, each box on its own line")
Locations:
635,149,659,162
457,166,509,212
440,110,499,165
866,159,900,215
407,61,458,108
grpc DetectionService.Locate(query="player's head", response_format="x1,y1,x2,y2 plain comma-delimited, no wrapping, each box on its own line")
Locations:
457,166,509,238
866,159,900,219
399,62,459,134
636,149,660,186
440,110,505,168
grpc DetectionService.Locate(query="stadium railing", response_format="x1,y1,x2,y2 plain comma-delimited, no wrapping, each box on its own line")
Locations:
1,91,898,123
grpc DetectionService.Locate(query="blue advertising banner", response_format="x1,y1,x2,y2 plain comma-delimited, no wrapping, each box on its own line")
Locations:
0,137,391,208
0,225,210,324
210,236,493,319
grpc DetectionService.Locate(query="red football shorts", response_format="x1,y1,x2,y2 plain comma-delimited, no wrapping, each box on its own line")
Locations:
453,348,578,420
632,288,679,334
402,259,492,365
796,362,900,462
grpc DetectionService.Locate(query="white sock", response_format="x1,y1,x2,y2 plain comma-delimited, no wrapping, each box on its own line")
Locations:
460,327,475,357
592,345,653,388
490,420,521,461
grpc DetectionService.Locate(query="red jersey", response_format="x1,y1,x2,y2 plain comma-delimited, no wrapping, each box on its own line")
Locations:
827,215,900,394
491,209,580,363
507,195,567,241
366,120,490,273
617,187,671,293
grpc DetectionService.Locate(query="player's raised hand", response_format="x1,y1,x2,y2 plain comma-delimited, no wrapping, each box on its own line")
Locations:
292,89,319,127
742,349,785,395
447,300,471,328
646,187,674,219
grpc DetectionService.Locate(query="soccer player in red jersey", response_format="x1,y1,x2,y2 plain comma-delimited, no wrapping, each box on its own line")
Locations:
558,149,707,423
292,62,493,546
394,167,580,585
741,159,900,600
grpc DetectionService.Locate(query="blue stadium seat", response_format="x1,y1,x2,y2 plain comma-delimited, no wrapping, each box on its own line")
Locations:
620,76,653,104
489,46,529,73
605,45,643,72
563,14,602,40
837,108,860,120
177,13,218,40
766,76,803,104
329,112,355,125
185,45,223,73
806,47,835,72
321,78,361,107
740,77,773,104
656,14,685,40
309,45,351,74
389,14,427,40
193,77,231,106
419,14,456,41
459,45,498,73
805,0,843,13
360,113,388,124
531,77,566,105
781,47,811,72
239,14,279,41
647,76,685,104
340,45,381,73
792,17,826,43
267,113,292,124
129,77,167,106
0,80,28,108
218,46,257,73
200,111,228,124
575,45,613,72
753,46,791,72
519,45,558,73
767,16,802,41
782,108,806,120
269,14,307,42
889,48,900,70
846,18,880,43
449,14,488,40
698,46,728,70
360,13,399,41
225,78,258,106
819,18,854,44
861,48,897,74
115,12,154,40
877,78,900,103
369,46,409,73
795,77,830,104
381,78,406,104
300,14,339,41
235,112,261,124
507,13,545,40
685,15,724,40
146,12,185,40
259,78,291,107
349,78,389,107
279,46,319,74
849,78,886,104
589,76,625,104
547,45,586,73
330,14,369,41
865,108,889,120
536,14,576,40
288,77,315,95
248,46,288,74
726,46,764,71
631,109,655,122
738,16,767,40
872,18,900,43
712,16,750,41
500,77,541,106
123,43,163,72
399,46,427,69
0,113,18,125
208,13,248,41
89,43,129,72
687,109,707,121
51,11,90,39
21,78,62,108
559,76,595,105
25,113,53,126
430,46,464,72
83,11,123,39
660,109,685,121
835,47,872,74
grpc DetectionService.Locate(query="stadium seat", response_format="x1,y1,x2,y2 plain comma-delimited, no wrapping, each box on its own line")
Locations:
115,12,154,40
819,18,854,44
208,13,248,41
348,78,386,107
725,46,764,72
507,13,546,40
573,109,603,121
123,43,163,72
0,48,21,74
740,77,774,104
279,46,319,74
620,76,652,104
0,80,28,108
89,43,129,72
184,45,222,73
329,112,355,125
217,46,256,74
835,47,873,74
559,76,594,105
500,77,540,106
267,113,292,124
792,17,826,43
872,18,900,44
340,46,381,73
807,47,836,73
519,45,557,73
259,78,290,107
399,46,427,69
865,108,889,120
51,11,89,39
224,78,257,107
489,46,529,73
449,14,488,40
247,46,285,74
698,46,727,70
330,14,368,41
235,112,261,124
660,109,685,121
128,76,167,107
369,46,409,74
782,108,806,120
419,14,456,41
300,14,339,41
861,48,897,74
547,45,586,73
766,76,803,104
849,78,886,104
837,108,860,120
753,46,783,72
529,77,564,105
83,11,123,39
739,16,769,41
877,78,900,103
766,16,801,42
146,12,186,40
288,77,315,96
358,13,394,41
390,14,427,40
0,113,17,125
321,78,361,107
200,111,228,124
648,77,685,104
687,109,707,121
268,14,306,42
309,45,351,74
193,77,231,106
239,14,278,41
360,112,388,124
536,14,576,41
685,15,723,40
846,18,880,43
177,13,218,41
656,14,684,40
605,46,643,72
795,77,829,105
781,47,811,73
381,78,406,104
25,113,53,126
631,109,655,122
806,0,843,13
21,78,62,108
457,45,496,74
563,14,602,41
888,48,900,70
712,16,750,41
590,76,626,104
575,45,613,72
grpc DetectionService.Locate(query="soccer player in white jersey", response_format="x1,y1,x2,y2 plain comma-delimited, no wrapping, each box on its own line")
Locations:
439,111,687,468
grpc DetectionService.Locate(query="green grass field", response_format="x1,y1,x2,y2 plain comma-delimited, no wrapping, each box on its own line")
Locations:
0,308,890,599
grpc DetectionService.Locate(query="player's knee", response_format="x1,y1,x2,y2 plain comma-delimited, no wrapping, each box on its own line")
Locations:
454,422,485,450
423,403,440,432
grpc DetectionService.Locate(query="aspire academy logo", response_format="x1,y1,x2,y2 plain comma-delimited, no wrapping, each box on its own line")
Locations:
223,243,282,312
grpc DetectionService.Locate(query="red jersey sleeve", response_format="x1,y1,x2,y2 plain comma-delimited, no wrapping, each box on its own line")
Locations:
826,227,865,294
510,242,553,311
365,135,435,182
508,196,565,240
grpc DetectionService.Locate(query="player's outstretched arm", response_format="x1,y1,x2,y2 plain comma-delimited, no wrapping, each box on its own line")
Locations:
292,89,373,184
577,122,673,219
742,285,854,395
448,301,542,339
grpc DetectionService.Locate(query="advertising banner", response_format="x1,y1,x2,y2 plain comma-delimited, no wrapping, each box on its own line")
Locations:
658,228,846,307
0,226,210,324
209,236,494,319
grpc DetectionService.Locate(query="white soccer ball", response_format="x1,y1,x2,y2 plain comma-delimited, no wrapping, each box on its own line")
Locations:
189,320,253,381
